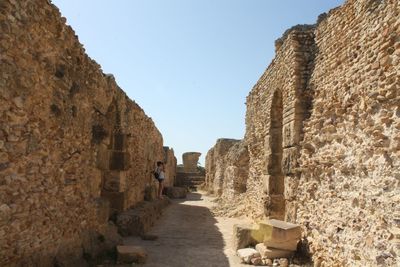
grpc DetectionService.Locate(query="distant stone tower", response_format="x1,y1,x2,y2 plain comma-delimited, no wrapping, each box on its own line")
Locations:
182,152,201,173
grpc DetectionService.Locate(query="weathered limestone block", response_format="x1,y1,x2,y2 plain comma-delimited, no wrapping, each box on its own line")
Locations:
205,148,215,191
266,152,282,177
282,147,300,175
111,133,127,151
96,144,110,170
237,248,260,264
265,195,285,220
163,146,177,187
117,245,147,264
284,175,298,201
101,191,126,212
283,120,302,148
163,186,187,199
263,174,284,195
102,171,126,192
182,152,201,173
255,243,294,259
109,151,131,170
259,219,301,251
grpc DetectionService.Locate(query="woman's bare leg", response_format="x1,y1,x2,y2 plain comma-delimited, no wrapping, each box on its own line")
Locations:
158,181,164,198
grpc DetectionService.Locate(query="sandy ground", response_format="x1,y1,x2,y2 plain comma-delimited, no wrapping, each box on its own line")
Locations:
123,191,252,267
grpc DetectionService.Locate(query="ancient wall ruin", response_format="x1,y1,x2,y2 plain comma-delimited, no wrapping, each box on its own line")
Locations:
182,152,201,173
176,152,205,189
0,0,175,265
163,146,177,187
206,0,400,266
206,139,234,195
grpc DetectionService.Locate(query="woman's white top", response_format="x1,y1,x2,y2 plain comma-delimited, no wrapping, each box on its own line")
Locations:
156,167,165,179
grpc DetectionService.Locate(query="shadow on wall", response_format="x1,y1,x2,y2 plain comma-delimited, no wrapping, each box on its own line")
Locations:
124,194,230,267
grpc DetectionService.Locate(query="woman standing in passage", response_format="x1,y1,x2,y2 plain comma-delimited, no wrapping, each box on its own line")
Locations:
155,161,165,199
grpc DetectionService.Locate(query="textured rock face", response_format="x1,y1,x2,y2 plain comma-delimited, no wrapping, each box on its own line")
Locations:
163,146,177,187
0,0,174,265
205,139,242,195
296,1,400,266
182,152,201,173
222,141,250,200
206,0,400,265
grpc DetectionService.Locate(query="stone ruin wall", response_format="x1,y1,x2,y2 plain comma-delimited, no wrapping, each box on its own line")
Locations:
163,146,177,187
205,0,400,266
296,1,399,265
244,25,316,222
182,152,202,173
0,0,175,265
221,140,250,200
205,139,240,195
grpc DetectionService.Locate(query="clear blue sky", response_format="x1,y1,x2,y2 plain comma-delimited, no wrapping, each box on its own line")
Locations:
53,0,344,165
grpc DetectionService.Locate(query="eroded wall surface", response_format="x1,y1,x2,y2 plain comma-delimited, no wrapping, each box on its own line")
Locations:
245,25,316,221
182,152,201,173
163,146,177,187
206,0,400,265
296,1,399,266
0,0,172,265
205,139,241,195
221,141,249,200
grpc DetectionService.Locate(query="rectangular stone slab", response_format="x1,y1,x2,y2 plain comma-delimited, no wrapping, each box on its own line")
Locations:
260,219,301,240
255,243,294,259
264,238,299,251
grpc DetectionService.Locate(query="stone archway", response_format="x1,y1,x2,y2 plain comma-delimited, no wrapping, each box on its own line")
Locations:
265,89,285,220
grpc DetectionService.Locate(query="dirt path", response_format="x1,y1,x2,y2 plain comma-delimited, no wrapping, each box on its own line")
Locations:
123,191,251,267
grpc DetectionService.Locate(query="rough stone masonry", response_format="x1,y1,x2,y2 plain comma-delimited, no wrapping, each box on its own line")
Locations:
0,0,176,266
206,0,400,266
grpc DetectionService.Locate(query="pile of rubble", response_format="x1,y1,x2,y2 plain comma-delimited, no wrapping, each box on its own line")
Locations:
234,219,304,266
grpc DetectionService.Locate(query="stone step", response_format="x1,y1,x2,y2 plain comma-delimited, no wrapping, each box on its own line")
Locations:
256,243,294,259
